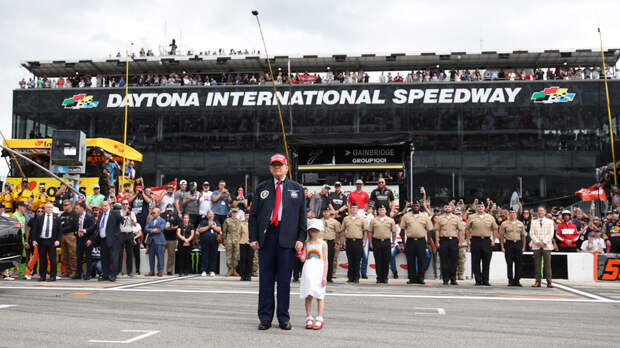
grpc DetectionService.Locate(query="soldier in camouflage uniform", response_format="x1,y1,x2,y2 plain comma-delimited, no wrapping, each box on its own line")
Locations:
456,207,467,280
222,208,241,276
331,211,343,278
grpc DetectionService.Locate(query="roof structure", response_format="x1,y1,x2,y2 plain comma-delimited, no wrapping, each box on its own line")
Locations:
21,49,620,77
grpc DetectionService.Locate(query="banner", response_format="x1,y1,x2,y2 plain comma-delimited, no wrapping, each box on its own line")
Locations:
149,180,177,201
575,184,607,201
297,74,317,84
5,177,99,198
597,253,620,281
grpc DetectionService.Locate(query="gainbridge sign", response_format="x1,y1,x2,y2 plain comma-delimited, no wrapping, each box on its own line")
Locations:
598,254,620,281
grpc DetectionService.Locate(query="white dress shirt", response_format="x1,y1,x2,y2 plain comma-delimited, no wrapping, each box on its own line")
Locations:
41,213,53,239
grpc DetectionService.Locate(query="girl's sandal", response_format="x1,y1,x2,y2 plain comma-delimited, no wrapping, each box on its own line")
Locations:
313,317,324,330
306,316,314,329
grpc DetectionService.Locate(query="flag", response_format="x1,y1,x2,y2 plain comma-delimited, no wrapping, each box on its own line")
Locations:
575,184,607,202
150,180,177,201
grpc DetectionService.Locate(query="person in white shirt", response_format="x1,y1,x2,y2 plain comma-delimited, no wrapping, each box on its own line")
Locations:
580,231,606,254
158,184,176,212
198,181,213,218
119,199,137,276
530,206,555,288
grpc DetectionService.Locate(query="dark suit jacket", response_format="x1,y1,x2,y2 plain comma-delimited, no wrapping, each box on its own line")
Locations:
249,178,307,248
77,213,96,239
91,210,122,247
32,214,62,244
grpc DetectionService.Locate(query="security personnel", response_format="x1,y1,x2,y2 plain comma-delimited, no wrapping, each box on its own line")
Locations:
321,208,341,282
342,204,365,283
400,202,433,284
222,208,242,276
369,179,394,212
368,205,397,284
465,202,498,286
249,154,306,331
14,178,34,205
435,204,463,285
499,208,526,287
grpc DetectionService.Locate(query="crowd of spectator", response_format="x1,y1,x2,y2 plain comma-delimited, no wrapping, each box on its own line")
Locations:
18,65,620,90
111,47,261,58
2,159,619,283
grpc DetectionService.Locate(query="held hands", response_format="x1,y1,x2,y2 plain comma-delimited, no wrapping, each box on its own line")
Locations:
295,241,303,254
458,241,463,248
250,241,259,250
491,240,495,248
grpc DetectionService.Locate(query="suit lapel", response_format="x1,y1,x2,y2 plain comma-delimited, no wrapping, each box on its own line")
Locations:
280,180,287,218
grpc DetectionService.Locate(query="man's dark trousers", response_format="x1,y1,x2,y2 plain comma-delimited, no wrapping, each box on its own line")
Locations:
258,225,295,323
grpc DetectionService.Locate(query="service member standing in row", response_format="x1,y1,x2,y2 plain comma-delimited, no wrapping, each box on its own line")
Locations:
342,204,365,283
369,206,397,284
321,208,341,283
400,202,433,284
435,205,463,285
499,208,526,287
465,203,498,286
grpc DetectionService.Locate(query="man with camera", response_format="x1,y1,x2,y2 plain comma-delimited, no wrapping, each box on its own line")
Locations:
119,199,137,276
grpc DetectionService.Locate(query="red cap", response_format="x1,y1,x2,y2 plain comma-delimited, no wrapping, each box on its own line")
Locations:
270,153,287,166
135,185,143,191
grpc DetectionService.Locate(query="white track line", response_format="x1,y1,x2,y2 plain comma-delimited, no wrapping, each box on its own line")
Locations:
2,286,619,303
543,281,614,302
111,275,197,289
0,305,17,309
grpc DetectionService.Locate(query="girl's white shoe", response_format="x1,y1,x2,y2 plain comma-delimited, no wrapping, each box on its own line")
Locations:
313,316,324,330
305,316,314,329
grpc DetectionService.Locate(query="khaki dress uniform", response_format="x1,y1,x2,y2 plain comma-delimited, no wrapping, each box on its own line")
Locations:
342,214,365,282
434,213,463,284
400,212,433,283
499,219,526,285
369,216,397,283
321,217,341,282
466,213,498,285
238,221,254,280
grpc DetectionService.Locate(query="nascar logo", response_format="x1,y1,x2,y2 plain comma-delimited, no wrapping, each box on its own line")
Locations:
62,94,99,109
531,87,575,104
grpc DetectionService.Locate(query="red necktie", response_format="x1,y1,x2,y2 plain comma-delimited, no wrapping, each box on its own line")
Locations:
270,180,281,227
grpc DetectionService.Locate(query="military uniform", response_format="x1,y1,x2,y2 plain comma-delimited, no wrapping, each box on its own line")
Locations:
435,213,463,284
400,212,433,284
457,218,467,280
342,214,365,282
222,215,242,276
466,213,498,285
369,216,397,283
499,219,526,285
238,221,254,280
322,216,342,282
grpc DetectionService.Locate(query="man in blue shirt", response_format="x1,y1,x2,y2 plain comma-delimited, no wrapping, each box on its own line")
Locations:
145,207,166,277
211,180,232,226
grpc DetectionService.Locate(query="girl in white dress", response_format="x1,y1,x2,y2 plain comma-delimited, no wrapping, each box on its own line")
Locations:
298,219,328,330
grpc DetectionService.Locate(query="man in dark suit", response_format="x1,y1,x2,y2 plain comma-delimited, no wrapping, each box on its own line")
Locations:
74,201,96,280
90,201,122,281
32,202,61,281
249,154,307,331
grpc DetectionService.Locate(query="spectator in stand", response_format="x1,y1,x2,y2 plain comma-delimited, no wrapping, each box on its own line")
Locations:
145,207,166,277
181,182,201,227
85,184,105,211
611,185,620,211
606,211,620,253
556,210,579,252
119,199,137,276
198,181,213,218
124,160,136,180
162,204,180,275
176,214,195,276
519,208,533,251
174,180,188,218
198,210,221,277
117,182,134,203
211,180,232,226
233,187,249,218
348,180,369,210
105,158,121,191
99,167,111,198
580,231,606,254
158,184,176,211
309,185,330,218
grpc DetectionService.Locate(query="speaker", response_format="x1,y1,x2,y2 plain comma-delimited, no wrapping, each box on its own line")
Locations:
50,130,86,167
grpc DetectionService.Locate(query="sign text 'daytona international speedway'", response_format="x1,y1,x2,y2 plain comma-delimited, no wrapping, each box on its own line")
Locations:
104,87,523,108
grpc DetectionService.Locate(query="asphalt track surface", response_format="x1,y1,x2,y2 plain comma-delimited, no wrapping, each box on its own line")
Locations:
1,275,619,348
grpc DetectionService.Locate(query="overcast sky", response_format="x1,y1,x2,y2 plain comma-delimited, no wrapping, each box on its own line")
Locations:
0,0,619,174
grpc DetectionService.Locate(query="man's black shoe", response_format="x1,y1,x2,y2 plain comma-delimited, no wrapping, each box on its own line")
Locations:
393,273,399,279
98,276,107,281
109,275,116,282
71,275,81,280
279,321,292,330
327,279,333,283
418,280,425,285
38,277,46,282
48,277,56,282
258,321,271,330
361,274,368,279
443,280,449,285
407,280,416,284
475,282,482,286
167,272,173,276
450,279,458,285
482,282,491,286
292,278,299,282
514,282,523,287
